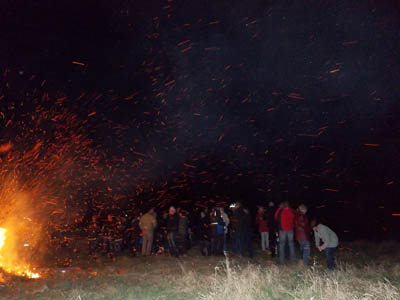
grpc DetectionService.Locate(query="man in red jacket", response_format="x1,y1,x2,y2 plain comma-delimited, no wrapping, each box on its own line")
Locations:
294,204,311,265
255,207,269,251
275,201,296,264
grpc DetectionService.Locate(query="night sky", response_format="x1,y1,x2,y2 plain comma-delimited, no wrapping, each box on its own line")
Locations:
0,0,399,239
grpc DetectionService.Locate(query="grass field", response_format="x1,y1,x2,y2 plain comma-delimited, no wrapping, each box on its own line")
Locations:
0,240,399,299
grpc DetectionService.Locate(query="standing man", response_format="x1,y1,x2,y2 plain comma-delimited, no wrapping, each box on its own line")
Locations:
294,204,311,265
167,206,179,258
312,221,339,269
219,207,230,254
275,201,296,264
210,208,225,255
241,208,254,258
177,209,189,257
230,202,244,255
256,206,269,252
267,201,277,256
139,208,157,256
198,211,211,256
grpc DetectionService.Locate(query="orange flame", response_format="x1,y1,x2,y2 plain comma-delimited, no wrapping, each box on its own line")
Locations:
0,228,5,249
0,227,40,279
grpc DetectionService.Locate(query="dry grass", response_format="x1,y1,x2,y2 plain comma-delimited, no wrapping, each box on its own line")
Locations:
0,241,399,299
179,255,400,300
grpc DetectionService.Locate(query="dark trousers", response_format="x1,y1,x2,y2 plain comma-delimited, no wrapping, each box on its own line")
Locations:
241,231,254,258
88,239,99,254
200,240,211,256
231,231,243,254
231,230,242,254
167,231,179,257
211,234,224,255
177,233,188,255
269,230,277,256
324,247,337,269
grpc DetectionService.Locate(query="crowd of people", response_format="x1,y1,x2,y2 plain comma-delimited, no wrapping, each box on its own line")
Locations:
84,205,193,260
82,200,339,270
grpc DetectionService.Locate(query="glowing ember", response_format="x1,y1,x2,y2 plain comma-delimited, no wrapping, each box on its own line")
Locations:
0,227,40,279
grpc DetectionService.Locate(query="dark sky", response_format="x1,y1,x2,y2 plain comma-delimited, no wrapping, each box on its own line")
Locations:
0,0,399,238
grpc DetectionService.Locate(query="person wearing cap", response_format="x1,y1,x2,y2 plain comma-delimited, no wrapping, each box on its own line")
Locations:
275,201,296,264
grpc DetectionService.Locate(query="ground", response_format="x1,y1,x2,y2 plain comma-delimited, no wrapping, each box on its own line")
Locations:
0,240,399,300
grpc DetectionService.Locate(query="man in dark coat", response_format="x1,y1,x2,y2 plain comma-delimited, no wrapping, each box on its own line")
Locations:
210,208,225,255
230,202,244,255
267,201,277,257
177,209,189,256
166,206,179,258
241,208,254,258
198,211,211,256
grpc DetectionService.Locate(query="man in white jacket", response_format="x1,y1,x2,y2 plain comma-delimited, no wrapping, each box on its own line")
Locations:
312,222,339,269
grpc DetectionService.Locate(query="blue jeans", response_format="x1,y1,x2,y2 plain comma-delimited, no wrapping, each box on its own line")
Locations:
298,241,310,265
324,247,336,269
279,230,296,264
260,232,269,251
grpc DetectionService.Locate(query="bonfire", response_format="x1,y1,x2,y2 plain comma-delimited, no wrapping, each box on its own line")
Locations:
0,225,40,280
